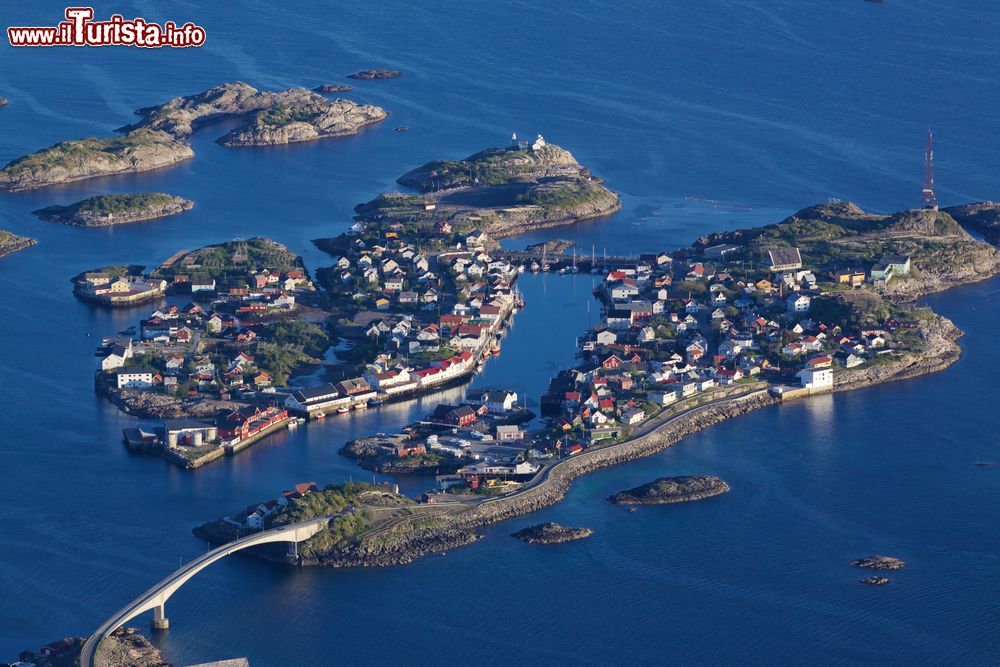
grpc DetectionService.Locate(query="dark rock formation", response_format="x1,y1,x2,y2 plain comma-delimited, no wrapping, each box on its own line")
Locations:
512,522,593,544
348,69,401,80
315,83,353,93
850,555,905,570
609,475,730,505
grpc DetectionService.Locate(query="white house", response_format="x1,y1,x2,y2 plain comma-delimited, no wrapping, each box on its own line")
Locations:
787,293,811,313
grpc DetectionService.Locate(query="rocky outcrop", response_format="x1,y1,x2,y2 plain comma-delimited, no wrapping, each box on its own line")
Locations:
834,315,962,392
93,628,169,667
476,182,622,239
315,83,353,93
945,201,1000,244
0,97,8,106
0,129,194,192
124,81,319,138
609,475,730,505
111,388,246,419
348,69,401,80
850,555,905,570
0,231,37,258
398,144,593,191
513,522,593,544
860,576,890,585
33,193,193,227
219,98,388,147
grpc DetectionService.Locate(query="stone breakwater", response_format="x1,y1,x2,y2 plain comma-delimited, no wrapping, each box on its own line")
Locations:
312,392,778,567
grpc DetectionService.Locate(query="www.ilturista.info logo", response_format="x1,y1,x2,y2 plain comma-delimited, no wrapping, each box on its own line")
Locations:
7,7,206,48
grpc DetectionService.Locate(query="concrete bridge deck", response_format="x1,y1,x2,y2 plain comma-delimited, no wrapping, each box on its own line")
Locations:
80,514,335,667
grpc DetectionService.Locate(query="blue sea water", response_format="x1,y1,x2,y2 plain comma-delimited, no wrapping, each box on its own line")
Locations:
1,1,998,664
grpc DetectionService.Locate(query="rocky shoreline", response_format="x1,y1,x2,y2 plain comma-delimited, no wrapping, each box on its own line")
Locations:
833,314,962,393
609,475,730,505
0,231,37,258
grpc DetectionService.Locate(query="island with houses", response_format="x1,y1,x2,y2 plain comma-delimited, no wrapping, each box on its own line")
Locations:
82,136,620,469
194,193,1000,567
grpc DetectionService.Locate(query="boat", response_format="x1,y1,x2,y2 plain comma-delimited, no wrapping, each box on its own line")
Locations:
370,398,384,406
354,401,368,410
529,261,540,272
491,343,501,355
118,326,136,336
314,413,326,420
337,406,350,414
287,420,299,429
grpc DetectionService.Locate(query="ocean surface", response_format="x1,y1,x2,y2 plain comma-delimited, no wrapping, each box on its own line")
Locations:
1,1,999,664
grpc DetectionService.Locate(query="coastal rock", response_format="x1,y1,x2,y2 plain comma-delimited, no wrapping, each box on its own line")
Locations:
0,230,37,258
348,68,401,80
609,475,731,505
26,628,167,667
218,98,388,147
0,97,8,106
93,628,169,667
834,315,962,393
860,576,891,585
512,522,593,544
944,201,1000,245
0,129,194,192
850,555,905,570
315,83,353,93
33,193,193,227
398,144,591,191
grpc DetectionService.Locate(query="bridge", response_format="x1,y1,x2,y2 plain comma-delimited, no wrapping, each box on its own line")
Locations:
79,514,335,667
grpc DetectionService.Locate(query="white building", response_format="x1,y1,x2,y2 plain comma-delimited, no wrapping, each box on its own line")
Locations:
787,293,811,313
798,367,833,391
115,366,154,389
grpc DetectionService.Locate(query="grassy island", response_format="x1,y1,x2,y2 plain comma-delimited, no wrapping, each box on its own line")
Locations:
0,230,37,259
34,193,193,227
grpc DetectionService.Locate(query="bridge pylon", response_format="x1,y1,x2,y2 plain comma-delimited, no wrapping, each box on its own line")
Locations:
151,604,169,630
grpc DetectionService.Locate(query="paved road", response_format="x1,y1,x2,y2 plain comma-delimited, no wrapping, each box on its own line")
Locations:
482,386,767,506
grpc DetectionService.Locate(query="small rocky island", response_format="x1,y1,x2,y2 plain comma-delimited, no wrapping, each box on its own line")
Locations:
0,230,37,259
315,83,353,93
850,555,905,570
219,98,387,147
338,140,621,242
512,522,593,544
861,576,891,586
348,68,401,80
0,97,8,107
0,129,193,192
34,193,193,227
609,475,731,505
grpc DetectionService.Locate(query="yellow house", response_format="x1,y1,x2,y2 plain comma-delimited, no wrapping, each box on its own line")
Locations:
755,279,773,293
836,271,866,288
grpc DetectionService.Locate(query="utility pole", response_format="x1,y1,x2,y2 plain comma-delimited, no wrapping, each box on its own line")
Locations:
921,129,939,211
